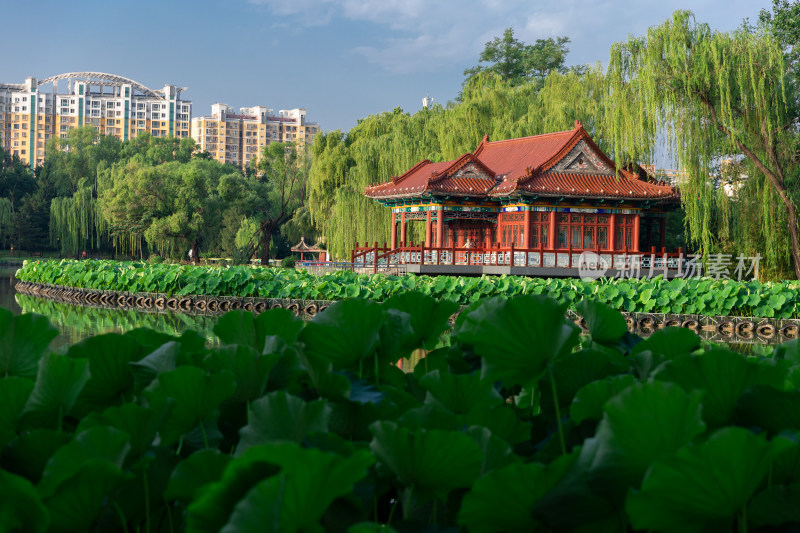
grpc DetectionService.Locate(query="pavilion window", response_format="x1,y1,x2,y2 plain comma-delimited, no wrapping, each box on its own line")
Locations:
583,226,594,249
614,214,635,250
598,226,608,249
557,226,568,248
571,226,581,248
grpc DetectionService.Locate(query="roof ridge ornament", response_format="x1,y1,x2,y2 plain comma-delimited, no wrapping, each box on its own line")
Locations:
574,120,583,129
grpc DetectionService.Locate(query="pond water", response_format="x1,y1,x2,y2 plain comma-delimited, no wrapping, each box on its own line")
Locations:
2,268,780,355
0,268,219,350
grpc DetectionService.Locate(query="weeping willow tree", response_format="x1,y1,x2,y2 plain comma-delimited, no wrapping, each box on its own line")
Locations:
605,11,799,278
0,198,12,234
50,177,108,255
309,70,612,259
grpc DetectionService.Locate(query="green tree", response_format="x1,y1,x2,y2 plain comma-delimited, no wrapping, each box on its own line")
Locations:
99,158,239,260
308,68,613,259
225,142,309,266
760,1,800,79
0,149,35,212
463,28,571,88
605,11,800,277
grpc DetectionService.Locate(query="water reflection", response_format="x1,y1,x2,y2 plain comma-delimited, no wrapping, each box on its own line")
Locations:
0,268,219,350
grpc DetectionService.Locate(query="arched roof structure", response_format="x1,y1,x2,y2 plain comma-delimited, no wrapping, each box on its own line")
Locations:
37,72,186,98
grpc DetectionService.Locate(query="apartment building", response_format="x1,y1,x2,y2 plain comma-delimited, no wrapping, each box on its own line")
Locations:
0,72,191,167
190,104,319,169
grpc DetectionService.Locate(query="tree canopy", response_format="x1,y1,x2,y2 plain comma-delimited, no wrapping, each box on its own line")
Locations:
463,28,572,88
308,70,610,259
605,10,800,278
219,142,310,265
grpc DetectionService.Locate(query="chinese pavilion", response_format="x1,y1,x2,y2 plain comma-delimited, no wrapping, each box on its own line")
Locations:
364,121,679,255
291,237,326,262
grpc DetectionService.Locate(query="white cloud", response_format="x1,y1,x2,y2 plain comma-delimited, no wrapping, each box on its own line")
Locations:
246,0,770,74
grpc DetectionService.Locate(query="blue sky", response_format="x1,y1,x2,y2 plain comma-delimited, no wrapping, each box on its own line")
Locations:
2,0,773,133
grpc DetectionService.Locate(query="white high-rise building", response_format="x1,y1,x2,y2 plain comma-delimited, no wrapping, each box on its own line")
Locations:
0,72,192,167
190,105,319,169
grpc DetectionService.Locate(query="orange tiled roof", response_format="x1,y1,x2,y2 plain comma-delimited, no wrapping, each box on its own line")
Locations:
364,121,679,202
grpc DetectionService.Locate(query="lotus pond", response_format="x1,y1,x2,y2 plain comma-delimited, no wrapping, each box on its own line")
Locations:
0,269,217,349
1,293,800,532
17,259,800,318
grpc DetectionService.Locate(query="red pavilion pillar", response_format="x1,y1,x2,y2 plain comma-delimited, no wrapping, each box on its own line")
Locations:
425,209,432,246
548,211,556,250
390,212,397,249
400,212,407,246
436,207,444,247
633,213,641,252
609,213,616,251
524,208,532,248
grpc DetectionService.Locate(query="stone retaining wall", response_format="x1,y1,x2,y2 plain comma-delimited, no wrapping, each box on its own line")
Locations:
15,281,334,320
16,281,799,344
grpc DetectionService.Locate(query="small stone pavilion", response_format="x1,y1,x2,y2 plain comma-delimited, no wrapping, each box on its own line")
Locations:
364,121,680,255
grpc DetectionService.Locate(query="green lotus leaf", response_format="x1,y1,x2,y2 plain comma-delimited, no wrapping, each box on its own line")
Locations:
144,366,237,446
376,309,417,366
631,327,701,359
76,403,165,458
186,453,281,532
236,391,331,453
21,353,90,430
589,380,706,502
43,460,131,533
0,376,34,447
748,483,800,527
369,420,483,501
459,454,574,533
533,439,616,530
381,291,459,350
570,375,636,424
539,349,625,419
123,327,176,352
68,334,143,415
38,426,132,498
165,448,231,503
453,295,580,386
203,344,280,404
0,469,48,533
188,442,373,533
626,427,792,533
0,429,71,484
772,338,800,363
467,426,520,475
129,341,178,391
419,370,503,415
735,385,800,435
299,299,386,370
576,299,628,343
213,308,305,350
654,349,786,428
0,309,58,378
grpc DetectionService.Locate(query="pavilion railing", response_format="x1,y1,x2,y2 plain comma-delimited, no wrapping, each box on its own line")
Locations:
350,240,686,275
